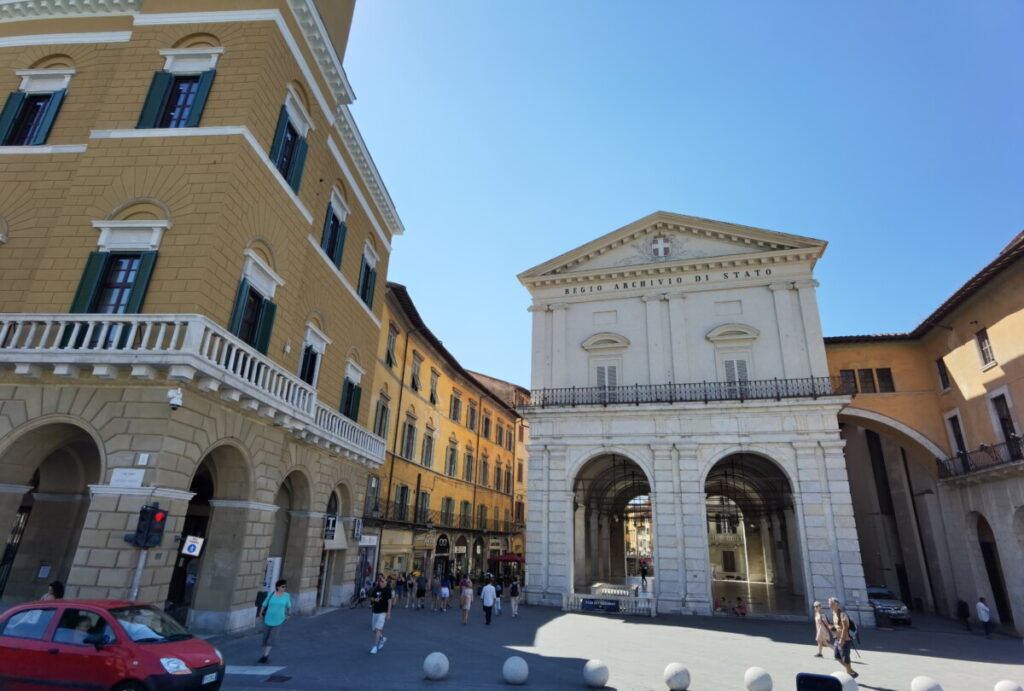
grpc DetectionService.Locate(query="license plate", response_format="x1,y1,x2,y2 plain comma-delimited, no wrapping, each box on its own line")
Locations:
202,672,218,684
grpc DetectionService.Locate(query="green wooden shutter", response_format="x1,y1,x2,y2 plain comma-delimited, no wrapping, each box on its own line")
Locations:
0,92,26,144
320,203,334,253
268,106,289,162
365,267,377,307
124,251,157,313
184,69,215,127
32,89,65,145
227,279,251,335
254,299,276,354
137,72,172,128
70,252,109,313
334,222,347,267
287,136,308,192
349,385,362,421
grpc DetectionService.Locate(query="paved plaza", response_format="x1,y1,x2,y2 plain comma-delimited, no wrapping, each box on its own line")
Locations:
214,601,1023,691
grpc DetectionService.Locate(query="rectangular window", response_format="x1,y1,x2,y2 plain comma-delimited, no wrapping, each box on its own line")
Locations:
991,395,1019,449
401,420,417,459
936,359,951,390
493,506,500,530
340,377,362,421
415,491,430,524
482,414,492,440
493,464,501,489
357,255,377,308
722,550,737,573
463,453,474,483
429,371,439,405
227,279,276,354
441,498,454,527
320,204,347,267
298,344,318,385
514,501,524,523
445,446,458,477
395,485,410,521
373,396,390,438
495,424,504,447
875,368,895,393
466,402,478,431
480,459,489,487
385,325,398,368
596,364,619,388
364,475,380,517
976,328,995,366
477,504,487,531
70,251,157,316
506,431,514,451
504,468,512,493
857,369,876,394
410,354,422,391
268,105,308,192
0,89,66,146
420,431,435,469
460,501,472,528
517,462,524,483
839,369,857,394
449,394,462,424
948,414,967,454
137,70,214,129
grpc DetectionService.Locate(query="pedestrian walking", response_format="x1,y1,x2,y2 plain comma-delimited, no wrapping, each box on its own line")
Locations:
369,573,393,654
494,580,503,615
394,572,406,604
977,597,993,638
405,573,415,608
415,572,428,609
481,575,497,625
509,578,520,617
460,578,474,625
640,562,648,587
732,597,747,616
440,576,451,612
257,579,291,664
828,597,858,679
430,576,441,611
813,601,832,657
956,599,971,631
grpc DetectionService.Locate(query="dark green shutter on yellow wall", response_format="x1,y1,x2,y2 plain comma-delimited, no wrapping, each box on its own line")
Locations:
124,252,157,313
0,92,26,143
254,300,276,355
227,279,252,335
70,252,109,313
137,72,173,128
184,70,215,127
33,89,65,145
268,106,289,162
287,136,308,192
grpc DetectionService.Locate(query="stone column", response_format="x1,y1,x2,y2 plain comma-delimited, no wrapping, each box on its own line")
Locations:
677,443,708,613
597,512,611,580
759,517,776,584
588,509,600,584
609,517,626,580
528,304,550,390
550,304,569,388
643,294,665,382
289,509,325,615
794,280,829,377
770,511,789,588
666,293,688,383
819,439,870,620
770,282,801,378
573,502,587,589
784,507,805,596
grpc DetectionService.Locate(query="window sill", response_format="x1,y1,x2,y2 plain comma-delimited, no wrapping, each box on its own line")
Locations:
980,360,998,372
0,144,86,154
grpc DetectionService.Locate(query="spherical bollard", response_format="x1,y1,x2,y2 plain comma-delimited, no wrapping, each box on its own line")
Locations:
830,671,859,691
583,659,610,688
423,652,449,681
663,662,691,690
744,666,772,691
910,677,944,691
503,656,529,685
994,683,1023,691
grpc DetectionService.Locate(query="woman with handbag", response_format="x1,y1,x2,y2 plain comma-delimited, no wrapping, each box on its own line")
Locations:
812,600,831,657
257,579,291,664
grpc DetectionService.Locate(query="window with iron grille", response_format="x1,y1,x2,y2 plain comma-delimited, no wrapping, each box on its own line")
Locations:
460,501,472,528
395,485,410,521
976,328,995,366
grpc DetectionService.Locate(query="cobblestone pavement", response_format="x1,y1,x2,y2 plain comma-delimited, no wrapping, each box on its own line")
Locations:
213,601,1023,690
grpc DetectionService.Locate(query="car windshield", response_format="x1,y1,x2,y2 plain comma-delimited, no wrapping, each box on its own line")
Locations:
870,590,897,600
109,606,192,643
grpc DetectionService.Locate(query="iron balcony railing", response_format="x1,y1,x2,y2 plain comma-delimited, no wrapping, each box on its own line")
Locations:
523,376,849,409
364,499,519,533
938,436,1024,479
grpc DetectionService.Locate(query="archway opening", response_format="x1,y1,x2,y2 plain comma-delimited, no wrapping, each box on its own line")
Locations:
0,423,100,603
317,484,355,607
977,515,1013,624
572,454,651,593
705,453,802,615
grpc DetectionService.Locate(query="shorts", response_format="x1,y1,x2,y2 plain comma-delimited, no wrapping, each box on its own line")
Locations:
261,623,279,647
833,640,851,664
416,588,426,598
371,612,387,631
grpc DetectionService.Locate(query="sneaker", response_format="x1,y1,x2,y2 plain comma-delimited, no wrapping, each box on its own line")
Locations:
370,645,378,655
258,656,268,664
378,636,387,649
850,672,858,678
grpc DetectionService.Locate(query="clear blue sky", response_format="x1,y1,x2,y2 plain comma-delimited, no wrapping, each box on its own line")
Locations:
344,1,1023,388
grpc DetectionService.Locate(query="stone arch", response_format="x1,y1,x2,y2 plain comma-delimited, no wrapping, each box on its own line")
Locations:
974,512,1014,625
29,53,74,69
172,32,222,48
193,438,252,502
104,197,172,223
567,446,654,487
839,407,946,464
288,81,311,116
581,332,630,352
699,444,797,489
0,415,106,486
706,323,761,343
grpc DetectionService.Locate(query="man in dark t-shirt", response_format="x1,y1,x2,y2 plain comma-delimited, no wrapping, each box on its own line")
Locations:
369,574,392,654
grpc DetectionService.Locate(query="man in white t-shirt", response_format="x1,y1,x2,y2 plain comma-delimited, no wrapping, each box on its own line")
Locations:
480,575,497,625
976,597,992,639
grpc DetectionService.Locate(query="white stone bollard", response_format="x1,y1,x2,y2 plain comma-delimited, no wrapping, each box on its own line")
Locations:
423,652,449,681
994,683,1023,691
831,671,859,691
663,662,691,690
744,666,772,691
503,656,529,685
583,659,610,688
910,677,943,691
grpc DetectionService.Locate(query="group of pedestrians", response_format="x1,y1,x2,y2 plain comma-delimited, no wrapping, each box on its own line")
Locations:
812,597,859,679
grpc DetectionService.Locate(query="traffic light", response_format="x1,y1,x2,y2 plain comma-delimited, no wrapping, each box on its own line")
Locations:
126,503,168,548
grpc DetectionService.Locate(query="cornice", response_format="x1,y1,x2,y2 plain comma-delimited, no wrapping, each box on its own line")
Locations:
334,105,404,237
286,0,354,105
0,0,141,22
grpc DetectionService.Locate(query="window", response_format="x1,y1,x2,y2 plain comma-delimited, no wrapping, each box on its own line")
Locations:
268,88,312,193
71,252,156,316
506,430,514,451
517,462,524,483
857,369,876,394
395,485,410,521
936,359,951,390
0,69,72,146
429,370,439,405
495,424,504,447
596,363,618,388
53,608,115,646
363,475,380,516
976,328,995,366
466,402,478,431
482,414,492,440
460,500,472,528
298,323,329,387
420,430,435,469
401,419,417,459
722,550,737,573
137,48,220,129
227,253,282,355
839,369,857,394
947,414,967,455
441,498,455,527
875,368,895,393
415,490,430,523
445,445,458,477
357,245,378,308
373,395,390,438
340,377,362,420
319,200,347,268
463,452,474,483
410,354,422,391
504,468,512,493
493,463,501,489
504,508,511,528
991,394,1019,450
493,506,500,530
477,504,487,531
480,459,489,487
450,393,462,424
0,608,56,639
385,325,398,369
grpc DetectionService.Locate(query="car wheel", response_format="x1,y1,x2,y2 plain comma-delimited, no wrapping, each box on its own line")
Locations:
112,682,147,691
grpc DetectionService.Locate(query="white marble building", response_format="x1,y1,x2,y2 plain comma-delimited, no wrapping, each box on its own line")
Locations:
518,212,872,620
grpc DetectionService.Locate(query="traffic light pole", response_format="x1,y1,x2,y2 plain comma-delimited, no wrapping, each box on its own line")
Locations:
128,548,147,601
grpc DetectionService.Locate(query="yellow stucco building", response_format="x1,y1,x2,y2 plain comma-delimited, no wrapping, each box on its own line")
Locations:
365,283,528,581
825,232,1023,631
0,0,402,633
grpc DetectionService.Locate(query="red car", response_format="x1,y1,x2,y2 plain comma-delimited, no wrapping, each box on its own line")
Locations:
0,599,224,690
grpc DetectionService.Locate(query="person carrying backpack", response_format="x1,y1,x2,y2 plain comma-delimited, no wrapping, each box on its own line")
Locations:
509,578,521,617
828,598,858,679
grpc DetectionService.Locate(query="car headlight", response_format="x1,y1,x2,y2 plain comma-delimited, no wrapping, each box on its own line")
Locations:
160,657,191,675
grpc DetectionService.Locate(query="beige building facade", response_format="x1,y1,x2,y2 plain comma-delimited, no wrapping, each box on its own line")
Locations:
0,0,402,633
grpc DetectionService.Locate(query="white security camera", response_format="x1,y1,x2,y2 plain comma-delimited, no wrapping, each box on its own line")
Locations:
167,388,183,411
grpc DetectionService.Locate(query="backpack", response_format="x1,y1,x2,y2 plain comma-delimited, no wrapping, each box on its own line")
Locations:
510,583,519,597
847,615,860,644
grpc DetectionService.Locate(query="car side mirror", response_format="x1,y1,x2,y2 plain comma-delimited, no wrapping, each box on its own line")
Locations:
83,633,106,650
